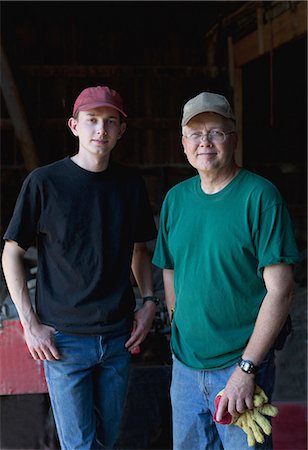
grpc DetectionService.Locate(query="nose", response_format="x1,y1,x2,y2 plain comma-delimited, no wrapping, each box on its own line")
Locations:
199,133,211,145
97,121,107,135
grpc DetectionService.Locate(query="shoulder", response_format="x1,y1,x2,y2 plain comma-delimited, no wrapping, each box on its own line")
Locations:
18,159,68,194
163,175,198,203
26,158,69,181
240,169,283,200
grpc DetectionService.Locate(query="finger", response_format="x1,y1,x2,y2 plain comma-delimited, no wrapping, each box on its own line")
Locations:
125,333,140,349
258,404,279,417
245,394,254,410
28,347,42,360
216,395,229,422
243,424,257,447
236,398,247,414
43,346,61,361
48,343,61,360
227,398,238,417
131,321,137,333
253,411,272,435
33,347,48,361
253,386,268,406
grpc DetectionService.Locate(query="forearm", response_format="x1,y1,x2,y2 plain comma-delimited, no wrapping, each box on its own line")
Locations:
2,241,60,361
2,241,39,329
242,291,294,365
163,268,176,320
131,242,154,297
243,264,295,366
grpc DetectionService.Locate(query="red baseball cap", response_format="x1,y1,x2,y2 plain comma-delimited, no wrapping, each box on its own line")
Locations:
72,86,127,117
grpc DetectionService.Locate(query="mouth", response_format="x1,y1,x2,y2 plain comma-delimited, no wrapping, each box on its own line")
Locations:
197,152,217,157
93,139,108,145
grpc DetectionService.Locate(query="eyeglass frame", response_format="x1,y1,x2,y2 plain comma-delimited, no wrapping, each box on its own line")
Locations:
182,129,236,144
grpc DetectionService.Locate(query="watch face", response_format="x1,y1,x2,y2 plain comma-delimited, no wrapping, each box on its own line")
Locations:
242,361,251,372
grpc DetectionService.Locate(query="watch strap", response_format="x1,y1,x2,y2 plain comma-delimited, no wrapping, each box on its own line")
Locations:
143,295,160,306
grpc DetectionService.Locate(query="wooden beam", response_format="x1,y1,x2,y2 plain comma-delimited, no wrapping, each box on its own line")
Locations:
234,2,307,68
19,65,209,77
0,41,39,171
234,68,243,166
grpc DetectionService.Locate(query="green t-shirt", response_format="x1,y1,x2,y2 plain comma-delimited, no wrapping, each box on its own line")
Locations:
152,169,300,370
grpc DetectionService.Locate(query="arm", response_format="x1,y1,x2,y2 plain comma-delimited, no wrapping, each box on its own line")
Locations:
1,240,60,361
216,263,295,420
125,242,156,352
163,268,176,323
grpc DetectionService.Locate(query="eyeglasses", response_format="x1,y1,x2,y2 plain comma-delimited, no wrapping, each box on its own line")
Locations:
183,130,235,144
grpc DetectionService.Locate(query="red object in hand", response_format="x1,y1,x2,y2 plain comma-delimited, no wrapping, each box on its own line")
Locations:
131,345,141,354
213,394,233,425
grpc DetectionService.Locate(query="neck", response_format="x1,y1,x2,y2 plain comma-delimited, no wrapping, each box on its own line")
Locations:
71,153,110,172
200,164,240,194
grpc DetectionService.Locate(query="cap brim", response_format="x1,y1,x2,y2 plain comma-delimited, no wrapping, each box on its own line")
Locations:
182,107,235,126
75,101,127,117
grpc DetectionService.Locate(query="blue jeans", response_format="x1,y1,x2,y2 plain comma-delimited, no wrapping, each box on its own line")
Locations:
171,352,276,450
44,330,131,450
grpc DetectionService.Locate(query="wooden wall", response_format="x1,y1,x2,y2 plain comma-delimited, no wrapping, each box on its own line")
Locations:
1,1,241,231
1,1,307,251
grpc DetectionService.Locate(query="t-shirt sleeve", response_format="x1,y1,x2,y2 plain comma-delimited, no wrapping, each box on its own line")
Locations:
3,173,41,251
152,197,174,269
256,202,301,278
133,176,157,243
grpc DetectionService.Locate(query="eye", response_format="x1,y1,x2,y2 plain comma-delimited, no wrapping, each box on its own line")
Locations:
210,130,224,138
190,132,202,139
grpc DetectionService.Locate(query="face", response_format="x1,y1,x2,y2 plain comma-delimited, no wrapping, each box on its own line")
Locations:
182,112,237,175
68,106,126,159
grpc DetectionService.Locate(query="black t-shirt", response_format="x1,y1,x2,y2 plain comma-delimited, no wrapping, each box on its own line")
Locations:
4,157,157,335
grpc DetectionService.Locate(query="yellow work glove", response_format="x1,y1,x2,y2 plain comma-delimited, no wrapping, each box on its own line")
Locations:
233,402,278,447
213,385,278,447
251,384,270,407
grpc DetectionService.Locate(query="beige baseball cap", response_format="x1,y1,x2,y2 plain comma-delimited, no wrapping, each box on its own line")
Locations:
181,92,235,127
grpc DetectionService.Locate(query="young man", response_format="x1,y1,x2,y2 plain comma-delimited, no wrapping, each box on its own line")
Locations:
152,92,300,450
2,86,158,450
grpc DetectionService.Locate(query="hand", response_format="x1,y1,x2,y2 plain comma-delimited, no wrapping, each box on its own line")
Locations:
214,385,278,447
23,321,60,361
215,366,255,421
125,301,156,353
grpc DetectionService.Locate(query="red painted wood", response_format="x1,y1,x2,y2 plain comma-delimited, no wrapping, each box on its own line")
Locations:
0,319,48,395
272,402,307,450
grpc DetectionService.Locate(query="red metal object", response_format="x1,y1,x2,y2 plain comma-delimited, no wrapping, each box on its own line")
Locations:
0,319,48,395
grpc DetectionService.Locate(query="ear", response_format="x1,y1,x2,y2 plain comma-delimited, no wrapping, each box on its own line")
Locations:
117,122,127,140
68,117,78,136
182,135,187,155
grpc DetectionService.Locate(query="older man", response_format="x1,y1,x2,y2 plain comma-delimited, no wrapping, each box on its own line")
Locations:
152,92,300,450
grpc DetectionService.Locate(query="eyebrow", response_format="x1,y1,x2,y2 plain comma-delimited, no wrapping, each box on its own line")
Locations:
85,112,118,119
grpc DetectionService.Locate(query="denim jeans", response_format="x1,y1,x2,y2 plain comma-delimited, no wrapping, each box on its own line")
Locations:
171,351,276,450
44,330,131,450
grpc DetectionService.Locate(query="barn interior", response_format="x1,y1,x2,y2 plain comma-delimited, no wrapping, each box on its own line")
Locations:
0,1,307,449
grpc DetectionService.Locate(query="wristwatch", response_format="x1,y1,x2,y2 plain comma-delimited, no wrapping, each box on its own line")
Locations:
238,358,259,374
143,295,160,306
